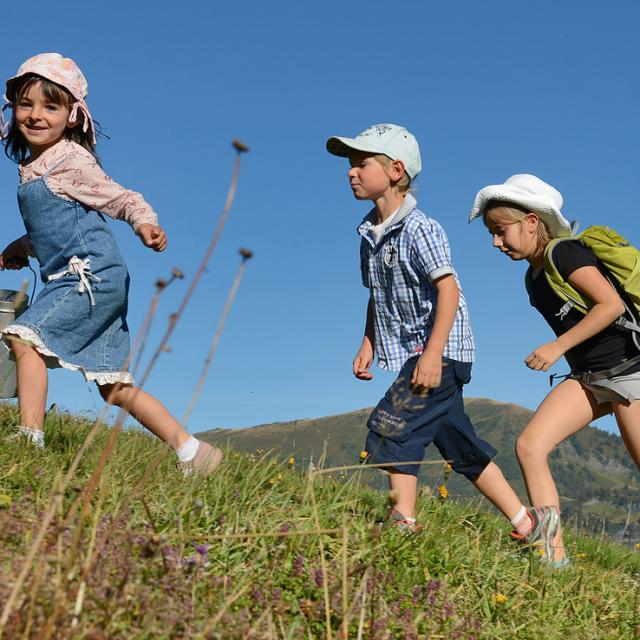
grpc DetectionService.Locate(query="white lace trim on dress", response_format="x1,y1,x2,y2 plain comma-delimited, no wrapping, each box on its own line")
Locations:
1,324,134,386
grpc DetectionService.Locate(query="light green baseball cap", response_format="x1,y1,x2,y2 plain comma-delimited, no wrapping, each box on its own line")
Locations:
326,123,422,179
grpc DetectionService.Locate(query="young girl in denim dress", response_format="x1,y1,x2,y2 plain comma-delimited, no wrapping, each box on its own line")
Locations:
0,53,220,474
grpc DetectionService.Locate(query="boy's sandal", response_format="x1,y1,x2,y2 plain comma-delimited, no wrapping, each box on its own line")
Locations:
389,509,422,534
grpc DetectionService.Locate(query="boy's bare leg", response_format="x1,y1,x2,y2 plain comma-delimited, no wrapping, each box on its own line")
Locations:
515,379,606,560
612,401,640,467
10,339,48,429
99,383,190,451
472,461,523,519
388,470,418,518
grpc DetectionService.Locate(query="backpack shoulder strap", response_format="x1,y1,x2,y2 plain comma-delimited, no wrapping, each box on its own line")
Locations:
542,237,591,316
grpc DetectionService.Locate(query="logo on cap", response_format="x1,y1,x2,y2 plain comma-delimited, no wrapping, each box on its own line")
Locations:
361,124,392,138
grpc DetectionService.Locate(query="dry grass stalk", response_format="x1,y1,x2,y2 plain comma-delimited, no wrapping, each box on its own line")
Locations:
127,526,342,542
308,471,333,640
182,248,253,425
315,459,450,476
138,141,249,390
131,269,184,377
200,583,251,637
341,521,348,640
356,568,369,640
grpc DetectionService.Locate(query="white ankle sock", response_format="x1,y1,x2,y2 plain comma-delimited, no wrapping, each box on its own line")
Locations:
176,436,199,462
18,426,45,448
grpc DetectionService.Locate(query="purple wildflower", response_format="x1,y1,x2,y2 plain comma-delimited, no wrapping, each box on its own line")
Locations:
292,554,304,577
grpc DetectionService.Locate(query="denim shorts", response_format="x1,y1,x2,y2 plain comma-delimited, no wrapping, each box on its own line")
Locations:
364,356,496,479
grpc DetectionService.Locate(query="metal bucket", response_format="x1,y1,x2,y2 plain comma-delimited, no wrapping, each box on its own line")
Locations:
0,289,29,398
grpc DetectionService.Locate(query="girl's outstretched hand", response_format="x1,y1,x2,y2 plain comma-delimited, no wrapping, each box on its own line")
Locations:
137,224,168,252
0,237,30,270
525,340,566,372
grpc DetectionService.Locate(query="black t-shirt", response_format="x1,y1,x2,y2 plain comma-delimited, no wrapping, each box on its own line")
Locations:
527,240,640,374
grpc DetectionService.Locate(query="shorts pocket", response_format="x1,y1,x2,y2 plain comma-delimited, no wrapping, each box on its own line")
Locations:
367,357,458,444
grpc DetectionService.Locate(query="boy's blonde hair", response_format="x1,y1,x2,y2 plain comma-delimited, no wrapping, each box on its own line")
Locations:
483,200,552,258
374,154,412,194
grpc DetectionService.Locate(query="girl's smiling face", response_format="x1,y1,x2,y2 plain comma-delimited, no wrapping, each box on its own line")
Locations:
14,81,73,156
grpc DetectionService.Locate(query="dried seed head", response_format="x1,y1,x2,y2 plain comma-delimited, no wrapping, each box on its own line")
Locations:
171,267,185,279
155,278,168,290
239,248,253,259
232,139,250,153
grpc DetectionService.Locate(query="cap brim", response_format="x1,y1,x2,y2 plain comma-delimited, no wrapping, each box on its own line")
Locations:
326,135,387,158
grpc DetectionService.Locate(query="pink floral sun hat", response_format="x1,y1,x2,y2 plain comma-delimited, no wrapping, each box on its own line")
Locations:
1,52,96,143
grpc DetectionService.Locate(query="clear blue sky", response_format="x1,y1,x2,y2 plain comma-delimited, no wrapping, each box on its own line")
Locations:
1,1,638,435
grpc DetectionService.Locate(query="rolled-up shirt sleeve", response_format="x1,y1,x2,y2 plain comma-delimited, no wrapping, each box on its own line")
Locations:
50,148,158,232
410,221,454,283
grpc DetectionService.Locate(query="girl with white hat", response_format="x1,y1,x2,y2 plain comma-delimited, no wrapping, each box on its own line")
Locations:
0,53,221,475
470,174,640,567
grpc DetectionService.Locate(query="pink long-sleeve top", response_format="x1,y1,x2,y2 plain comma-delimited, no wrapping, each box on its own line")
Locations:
18,139,158,232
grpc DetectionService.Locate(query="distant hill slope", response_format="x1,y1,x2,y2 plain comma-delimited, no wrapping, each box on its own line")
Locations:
198,397,639,537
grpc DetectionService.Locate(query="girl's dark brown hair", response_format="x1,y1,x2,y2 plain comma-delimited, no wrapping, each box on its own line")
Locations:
3,74,97,163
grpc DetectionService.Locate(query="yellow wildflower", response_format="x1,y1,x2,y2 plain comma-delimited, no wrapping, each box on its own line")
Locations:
635,543,640,551
494,593,507,605
445,463,452,472
288,457,295,466
438,485,448,500
359,450,368,461
575,552,587,559
0,494,11,509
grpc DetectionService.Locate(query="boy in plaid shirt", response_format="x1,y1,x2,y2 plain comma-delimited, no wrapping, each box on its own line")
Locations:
326,124,557,549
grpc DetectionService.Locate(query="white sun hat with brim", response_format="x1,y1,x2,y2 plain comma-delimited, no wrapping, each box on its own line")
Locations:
326,123,422,179
468,173,572,238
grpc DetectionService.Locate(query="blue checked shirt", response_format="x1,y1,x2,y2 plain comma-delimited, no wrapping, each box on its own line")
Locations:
358,194,475,371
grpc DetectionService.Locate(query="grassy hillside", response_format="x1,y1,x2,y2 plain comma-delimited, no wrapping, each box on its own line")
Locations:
1,403,638,638
199,398,640,539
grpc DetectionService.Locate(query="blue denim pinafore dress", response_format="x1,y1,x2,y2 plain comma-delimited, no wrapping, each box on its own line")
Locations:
2,157,133,386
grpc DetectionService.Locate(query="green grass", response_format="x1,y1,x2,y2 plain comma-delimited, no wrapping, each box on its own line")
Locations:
0,404,638,639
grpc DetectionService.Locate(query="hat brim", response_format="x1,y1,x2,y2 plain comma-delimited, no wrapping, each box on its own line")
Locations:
468,184,572,238
326,135,389,158
5,71,83,104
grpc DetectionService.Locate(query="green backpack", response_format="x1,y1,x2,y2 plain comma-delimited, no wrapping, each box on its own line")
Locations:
529,225,640,378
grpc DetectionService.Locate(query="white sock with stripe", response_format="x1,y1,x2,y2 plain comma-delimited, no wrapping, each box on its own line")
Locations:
510,505,533,536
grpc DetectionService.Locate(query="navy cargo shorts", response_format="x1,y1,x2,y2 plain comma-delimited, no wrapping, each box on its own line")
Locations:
364,356,496,479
